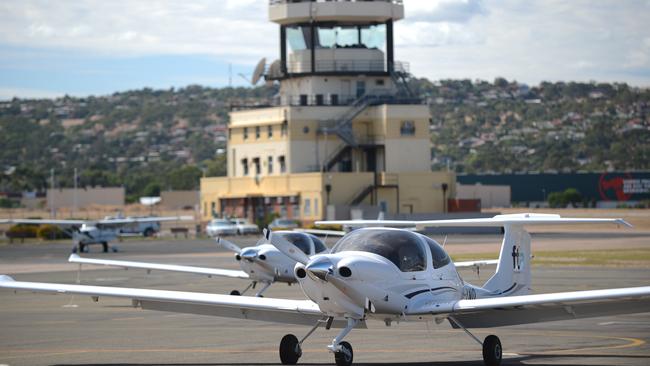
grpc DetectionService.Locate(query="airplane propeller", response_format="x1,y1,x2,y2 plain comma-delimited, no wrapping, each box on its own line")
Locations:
216,237,242,254
264,229,310,265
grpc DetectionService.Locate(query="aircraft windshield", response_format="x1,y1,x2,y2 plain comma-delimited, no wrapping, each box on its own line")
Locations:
332,229,426,272
310,235,328,253
423,237,451,269
282,233,312,255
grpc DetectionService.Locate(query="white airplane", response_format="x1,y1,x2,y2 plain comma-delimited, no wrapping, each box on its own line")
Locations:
1,214,648,366
68,231,496,297
0,216,192,253
68,232,330,297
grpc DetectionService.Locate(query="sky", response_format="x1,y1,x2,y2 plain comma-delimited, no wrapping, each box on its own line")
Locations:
0,0,649,100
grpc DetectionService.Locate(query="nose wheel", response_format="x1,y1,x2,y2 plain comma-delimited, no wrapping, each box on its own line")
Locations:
334,341,353,366
279,334,301,365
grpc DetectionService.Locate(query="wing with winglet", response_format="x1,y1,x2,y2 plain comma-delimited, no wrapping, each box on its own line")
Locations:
0,218,87,226
0,275,363,328
409,285,650,328
98,216,194,225
68,254,249,279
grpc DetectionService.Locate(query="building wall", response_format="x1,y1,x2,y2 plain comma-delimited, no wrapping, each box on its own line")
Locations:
160,190,199,210
456,184,511,208
47,187,125,209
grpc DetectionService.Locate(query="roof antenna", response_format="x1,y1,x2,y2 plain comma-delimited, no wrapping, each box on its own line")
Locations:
441,235,448,248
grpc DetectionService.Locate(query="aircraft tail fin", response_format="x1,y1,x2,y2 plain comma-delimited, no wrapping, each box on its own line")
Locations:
481,225,532,296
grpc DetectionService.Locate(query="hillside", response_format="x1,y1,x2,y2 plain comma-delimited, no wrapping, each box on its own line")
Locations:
1,78,648,201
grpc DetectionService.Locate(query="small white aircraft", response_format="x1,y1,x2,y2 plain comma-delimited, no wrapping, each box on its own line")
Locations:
1,214,648,366
67,231,331,297
0,216,192,253
68,231,496,296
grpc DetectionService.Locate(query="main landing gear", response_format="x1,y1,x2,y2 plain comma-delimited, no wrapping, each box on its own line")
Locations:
229,281,273,297
450,316,502,366
279,317,358,366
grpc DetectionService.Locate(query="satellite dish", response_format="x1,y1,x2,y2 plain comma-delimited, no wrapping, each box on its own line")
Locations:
251,58,266,85
268,59,282,79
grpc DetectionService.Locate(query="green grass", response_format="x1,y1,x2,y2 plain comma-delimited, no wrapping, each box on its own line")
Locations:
452,248,650,267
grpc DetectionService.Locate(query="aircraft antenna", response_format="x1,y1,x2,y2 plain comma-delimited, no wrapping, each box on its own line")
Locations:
441,235,448,248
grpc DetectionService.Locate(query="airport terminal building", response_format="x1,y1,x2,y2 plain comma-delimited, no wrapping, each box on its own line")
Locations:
200,0,455,224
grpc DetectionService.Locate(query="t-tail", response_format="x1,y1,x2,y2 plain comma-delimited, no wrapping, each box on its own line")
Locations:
481,224,531,296
415,213,632,298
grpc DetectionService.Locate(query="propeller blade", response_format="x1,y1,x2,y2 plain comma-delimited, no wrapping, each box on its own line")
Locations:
264,229,310,265
216,237,242,254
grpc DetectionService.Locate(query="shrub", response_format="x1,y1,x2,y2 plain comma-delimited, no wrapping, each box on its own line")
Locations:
547,188,583,208
6,224,38,239
37,225,69,240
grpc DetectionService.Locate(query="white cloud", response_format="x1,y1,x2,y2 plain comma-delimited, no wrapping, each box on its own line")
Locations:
0,0,649,86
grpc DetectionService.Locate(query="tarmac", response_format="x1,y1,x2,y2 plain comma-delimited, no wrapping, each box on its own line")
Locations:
0,234,649,366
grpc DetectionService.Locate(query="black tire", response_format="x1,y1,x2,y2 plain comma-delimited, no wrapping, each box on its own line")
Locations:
334,341,353,366
79,243,86,253
279,334,301,365
230,290,241,296
143,228,155,237
102,242,109,253
482,335,502,366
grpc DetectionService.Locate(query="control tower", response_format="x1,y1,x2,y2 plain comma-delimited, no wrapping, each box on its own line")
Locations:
201,0,455,224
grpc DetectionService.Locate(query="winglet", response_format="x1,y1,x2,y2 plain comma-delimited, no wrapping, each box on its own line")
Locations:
616,219,634,228
0,275,15,282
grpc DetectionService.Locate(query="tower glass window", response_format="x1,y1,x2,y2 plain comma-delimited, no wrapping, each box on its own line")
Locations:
268,156,274,174
241,158,249,176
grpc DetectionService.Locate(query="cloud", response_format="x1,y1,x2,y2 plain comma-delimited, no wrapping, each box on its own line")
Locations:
406,0,487,23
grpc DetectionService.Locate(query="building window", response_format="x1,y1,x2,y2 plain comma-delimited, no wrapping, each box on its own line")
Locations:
228,128,231,140
279,155,286,173
400,121,415,136
315,94,324,105
253,157,261,175
303,198,311,216
376,79,385,86
268,156,273,174
303,126,309,134
267,125,273,138
242,158,249,176
300,94,308,106
314,198,319,216
330,94,339,106
255,126,260,139
281,121,288,136
243,127,248,140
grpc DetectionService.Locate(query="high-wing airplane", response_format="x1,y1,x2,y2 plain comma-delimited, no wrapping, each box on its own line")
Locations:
1,213,648,366
0,216,192,253
68,231,333,297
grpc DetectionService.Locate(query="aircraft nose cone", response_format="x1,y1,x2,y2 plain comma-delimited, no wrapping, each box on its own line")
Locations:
240,248,258,262
305,257,334,282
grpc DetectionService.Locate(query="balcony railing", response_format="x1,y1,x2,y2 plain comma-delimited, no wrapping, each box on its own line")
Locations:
280,93,421,107
284,60,409,75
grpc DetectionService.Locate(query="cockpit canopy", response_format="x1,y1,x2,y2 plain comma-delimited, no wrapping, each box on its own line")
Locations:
279,232,328,255
331,229,450,272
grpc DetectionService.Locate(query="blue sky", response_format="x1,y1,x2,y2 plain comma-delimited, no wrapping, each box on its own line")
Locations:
0,0,649,100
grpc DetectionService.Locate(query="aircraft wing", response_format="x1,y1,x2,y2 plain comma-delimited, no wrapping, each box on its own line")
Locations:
293,228,346,237
410,286,650,328
68,254,250,279
0,218,86,226
314,220,417,228
98,216,194,225
454,259,498,268
414,213,631,230
0,275,359,328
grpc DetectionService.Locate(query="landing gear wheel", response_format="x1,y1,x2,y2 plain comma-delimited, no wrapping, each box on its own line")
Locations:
79,243,86,253
143,228,154,237
279,334,301,365
102,242,109,253
334,341,353,366
230,290,241,296
482,335,502,366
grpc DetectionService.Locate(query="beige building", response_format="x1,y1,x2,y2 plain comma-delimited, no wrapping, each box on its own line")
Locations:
161,190,200,210
457,184,512,209
47,187,125,210
201,0,455,224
